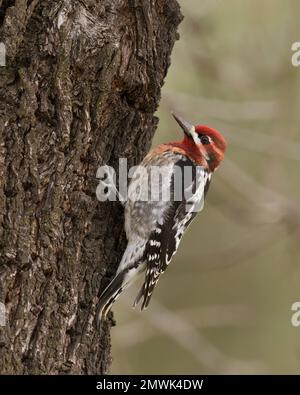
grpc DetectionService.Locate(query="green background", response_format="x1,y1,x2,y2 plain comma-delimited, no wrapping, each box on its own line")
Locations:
111,0,300,374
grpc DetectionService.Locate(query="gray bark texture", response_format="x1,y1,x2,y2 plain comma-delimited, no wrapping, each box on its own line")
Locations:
0,0,182,374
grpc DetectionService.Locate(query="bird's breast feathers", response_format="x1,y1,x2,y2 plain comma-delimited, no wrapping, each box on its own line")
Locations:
125,149,211,242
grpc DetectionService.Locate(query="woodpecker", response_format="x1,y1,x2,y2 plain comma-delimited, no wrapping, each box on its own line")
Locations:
96,113,227,327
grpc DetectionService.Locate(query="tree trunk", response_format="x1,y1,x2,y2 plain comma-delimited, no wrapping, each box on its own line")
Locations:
0,0,182,374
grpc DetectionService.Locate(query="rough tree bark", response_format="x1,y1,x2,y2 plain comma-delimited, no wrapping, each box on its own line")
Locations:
0,0,182,374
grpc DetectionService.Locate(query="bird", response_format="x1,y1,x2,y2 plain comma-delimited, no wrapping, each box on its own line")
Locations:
96,113,227,328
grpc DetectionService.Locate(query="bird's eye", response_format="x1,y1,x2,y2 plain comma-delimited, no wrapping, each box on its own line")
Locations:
200,135,210,145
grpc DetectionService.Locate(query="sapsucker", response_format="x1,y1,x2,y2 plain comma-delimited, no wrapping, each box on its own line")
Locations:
96,113,227,327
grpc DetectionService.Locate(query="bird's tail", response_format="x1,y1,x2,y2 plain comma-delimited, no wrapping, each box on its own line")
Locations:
96,241,146,329
96,272,125,329
96,265,141,329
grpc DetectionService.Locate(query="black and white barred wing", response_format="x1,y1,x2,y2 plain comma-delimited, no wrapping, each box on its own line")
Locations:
135,161,211,310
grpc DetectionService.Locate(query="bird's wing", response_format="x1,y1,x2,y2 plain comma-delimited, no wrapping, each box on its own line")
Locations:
135,158,211,309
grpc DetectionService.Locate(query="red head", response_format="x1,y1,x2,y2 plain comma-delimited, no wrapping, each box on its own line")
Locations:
172,113,227,171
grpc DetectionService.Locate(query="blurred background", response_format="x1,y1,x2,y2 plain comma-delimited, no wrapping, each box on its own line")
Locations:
111,0,300,374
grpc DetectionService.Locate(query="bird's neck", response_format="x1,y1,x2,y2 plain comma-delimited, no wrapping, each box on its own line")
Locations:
167,140,209,169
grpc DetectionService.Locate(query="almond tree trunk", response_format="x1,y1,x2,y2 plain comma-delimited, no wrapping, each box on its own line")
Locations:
0,0,182,374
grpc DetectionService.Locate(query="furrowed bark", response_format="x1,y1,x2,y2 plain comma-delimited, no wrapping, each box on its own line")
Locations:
0,0,182,374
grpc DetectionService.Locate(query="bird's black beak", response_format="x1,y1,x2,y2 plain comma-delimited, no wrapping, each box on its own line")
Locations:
172,112,194,137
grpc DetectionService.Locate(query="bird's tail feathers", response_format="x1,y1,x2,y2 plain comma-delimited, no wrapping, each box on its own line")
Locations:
96,272,125,329
96,240,147,329
96,264,142,329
